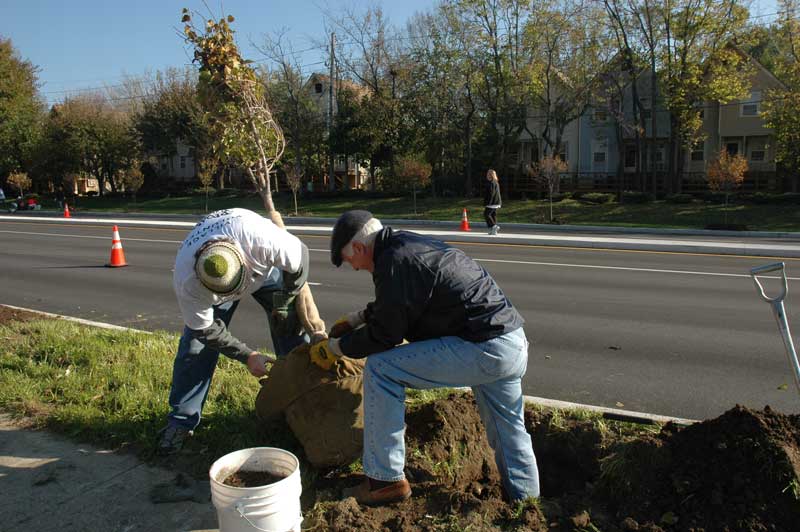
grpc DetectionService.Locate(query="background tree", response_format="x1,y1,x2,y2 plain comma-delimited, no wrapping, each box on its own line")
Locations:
7,171,31,197
707,148,748,222
257,32,326,192
657,0,751,192
395,155,432,215
762,0,800,191
46,94,140,197
0,38,45,185
121,164,144,203
131,68,211,192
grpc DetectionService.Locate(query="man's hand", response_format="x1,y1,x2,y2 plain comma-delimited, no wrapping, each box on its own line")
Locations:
329,310,364,338
309,340,341,371
329,316,354,338
246,352,273,377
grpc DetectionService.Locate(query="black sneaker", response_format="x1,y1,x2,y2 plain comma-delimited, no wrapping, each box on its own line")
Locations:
157,424,193,455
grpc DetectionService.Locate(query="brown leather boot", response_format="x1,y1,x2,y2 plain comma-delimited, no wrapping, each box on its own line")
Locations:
343,477,412,506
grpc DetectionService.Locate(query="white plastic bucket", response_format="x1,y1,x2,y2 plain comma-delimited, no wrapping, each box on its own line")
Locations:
209,447,303,532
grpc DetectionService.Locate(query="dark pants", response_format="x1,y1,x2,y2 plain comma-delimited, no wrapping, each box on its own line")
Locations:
167,276,309,431
484,208,497,229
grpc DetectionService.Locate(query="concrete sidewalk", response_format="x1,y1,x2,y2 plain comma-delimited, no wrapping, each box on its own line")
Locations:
3,211,800,257
0,414,217,532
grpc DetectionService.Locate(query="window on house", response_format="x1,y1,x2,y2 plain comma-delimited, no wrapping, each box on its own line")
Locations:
691,141,705,162
726,142,739,155
593,151,606,163
557,142,569,163
741,91,761,117
642,109,652,120
593,109,607,122
624,146,637,168
315,83,323,94
161,162,167,170
750,150,765,161
180,156,186,169
654,149,663,163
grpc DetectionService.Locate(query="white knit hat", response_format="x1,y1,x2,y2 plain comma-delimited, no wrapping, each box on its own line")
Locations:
194,240,245,296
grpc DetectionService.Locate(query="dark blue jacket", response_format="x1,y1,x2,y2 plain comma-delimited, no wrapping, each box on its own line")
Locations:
339,227,523,357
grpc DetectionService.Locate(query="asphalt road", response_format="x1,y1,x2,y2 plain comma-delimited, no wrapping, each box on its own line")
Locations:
1,218,799,421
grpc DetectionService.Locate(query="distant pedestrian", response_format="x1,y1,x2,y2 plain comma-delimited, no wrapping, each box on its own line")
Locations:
0,186,5,201
484,169,502,235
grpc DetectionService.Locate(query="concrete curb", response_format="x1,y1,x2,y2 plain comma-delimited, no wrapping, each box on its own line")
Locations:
3,214,800,257
1,304,696,427
0,303,150,334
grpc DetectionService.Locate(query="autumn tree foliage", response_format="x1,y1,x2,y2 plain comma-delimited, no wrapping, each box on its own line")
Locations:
707,148,748,221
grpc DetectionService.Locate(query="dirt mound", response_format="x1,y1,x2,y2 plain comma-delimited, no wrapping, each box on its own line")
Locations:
598,405,800,531
306,395,800,532
0,306,40,324
310,394,548,531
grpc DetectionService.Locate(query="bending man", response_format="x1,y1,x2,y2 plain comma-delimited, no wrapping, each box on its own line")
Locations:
159,208,317,454
312,210,539,505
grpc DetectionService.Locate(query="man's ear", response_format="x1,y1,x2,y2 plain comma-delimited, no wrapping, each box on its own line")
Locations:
352,241,366,255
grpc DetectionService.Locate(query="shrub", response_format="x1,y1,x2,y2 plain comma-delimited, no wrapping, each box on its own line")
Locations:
622,191,654,203
580,192,615,204
665,193,694,204
551,192,572,203
778,192,800,204
701,191,727,204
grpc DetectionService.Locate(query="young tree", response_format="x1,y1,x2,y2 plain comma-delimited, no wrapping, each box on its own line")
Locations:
707,148,747,222
395,155,432,215
285,166,303,216
7,171,31,196
533,155,568,223
181,7,326,339
182,9,284,213
196,155,217,212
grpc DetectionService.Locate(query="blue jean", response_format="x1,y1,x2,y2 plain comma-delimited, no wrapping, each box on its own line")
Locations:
167,270,309,430
362,327,540,501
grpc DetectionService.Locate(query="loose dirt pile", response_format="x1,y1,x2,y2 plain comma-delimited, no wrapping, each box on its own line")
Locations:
303,393,800,532
0,306,39,323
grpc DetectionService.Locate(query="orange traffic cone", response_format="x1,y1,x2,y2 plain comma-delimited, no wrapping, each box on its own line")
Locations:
63,203,71,218
106,225,128,268
460,208,471,232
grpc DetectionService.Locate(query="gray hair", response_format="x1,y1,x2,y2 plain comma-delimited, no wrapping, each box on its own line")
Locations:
342,217,383,257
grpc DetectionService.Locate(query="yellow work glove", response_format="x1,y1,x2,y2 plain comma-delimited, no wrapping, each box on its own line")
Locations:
329,311,365,338
309,339,341,371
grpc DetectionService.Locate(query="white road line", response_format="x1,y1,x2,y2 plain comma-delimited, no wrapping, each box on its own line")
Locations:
4,232,791,281
473,257,797,280
0,230,180,244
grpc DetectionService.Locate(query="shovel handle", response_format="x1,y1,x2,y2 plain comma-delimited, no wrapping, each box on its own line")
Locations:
751,262,788,303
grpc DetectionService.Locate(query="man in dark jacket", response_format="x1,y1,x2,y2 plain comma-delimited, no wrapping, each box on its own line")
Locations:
310,210,539,506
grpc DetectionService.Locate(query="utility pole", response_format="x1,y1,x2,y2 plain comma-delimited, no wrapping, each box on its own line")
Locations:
328,32,336,192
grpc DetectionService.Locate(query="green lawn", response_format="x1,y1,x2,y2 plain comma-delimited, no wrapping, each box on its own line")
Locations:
26,192,800,232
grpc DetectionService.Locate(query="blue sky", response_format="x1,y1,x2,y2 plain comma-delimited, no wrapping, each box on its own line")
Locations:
0,0,780,105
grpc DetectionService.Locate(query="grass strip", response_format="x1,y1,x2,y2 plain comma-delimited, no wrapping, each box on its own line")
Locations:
0,317,657,482
45,194,800,232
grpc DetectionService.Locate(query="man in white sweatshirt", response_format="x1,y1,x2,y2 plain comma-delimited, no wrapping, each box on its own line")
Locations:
159,208,316,454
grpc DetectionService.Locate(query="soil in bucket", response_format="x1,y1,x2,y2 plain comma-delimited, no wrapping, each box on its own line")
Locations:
223,470,287,487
